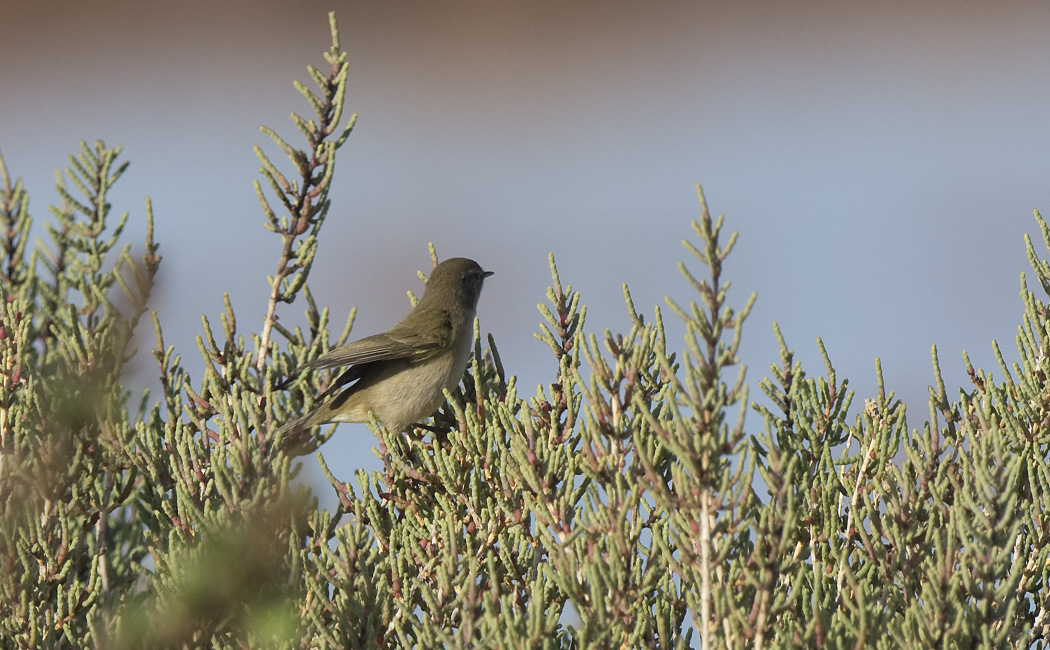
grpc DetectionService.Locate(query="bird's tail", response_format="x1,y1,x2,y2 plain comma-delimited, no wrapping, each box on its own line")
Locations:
274,406,325,455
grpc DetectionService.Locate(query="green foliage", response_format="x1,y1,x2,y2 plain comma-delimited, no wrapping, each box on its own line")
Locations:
1,11,1049,650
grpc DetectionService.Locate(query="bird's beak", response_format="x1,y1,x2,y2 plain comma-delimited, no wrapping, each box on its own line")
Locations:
482,270,494,278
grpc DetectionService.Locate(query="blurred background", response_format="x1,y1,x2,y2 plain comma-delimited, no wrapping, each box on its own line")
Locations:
3,0,1050,490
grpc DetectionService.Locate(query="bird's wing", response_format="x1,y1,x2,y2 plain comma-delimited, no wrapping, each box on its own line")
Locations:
301,307,454,370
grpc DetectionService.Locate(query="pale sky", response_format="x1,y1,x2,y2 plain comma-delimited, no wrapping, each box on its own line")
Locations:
4,0,1050,486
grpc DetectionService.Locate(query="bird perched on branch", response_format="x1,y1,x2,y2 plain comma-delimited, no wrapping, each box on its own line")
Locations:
279,257,493,438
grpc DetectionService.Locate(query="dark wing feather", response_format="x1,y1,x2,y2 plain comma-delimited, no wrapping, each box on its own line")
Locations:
313,364,367,403
301,306,455,370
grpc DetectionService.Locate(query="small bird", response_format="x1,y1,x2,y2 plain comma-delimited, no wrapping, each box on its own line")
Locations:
280,257,493,437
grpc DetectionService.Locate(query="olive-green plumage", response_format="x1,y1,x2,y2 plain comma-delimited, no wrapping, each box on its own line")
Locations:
281,257,492,435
